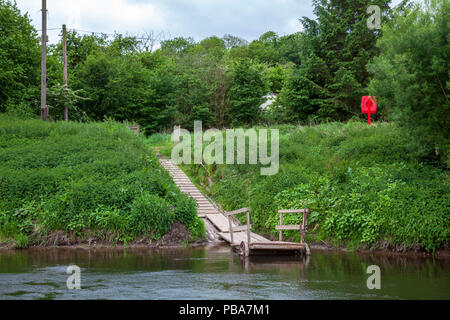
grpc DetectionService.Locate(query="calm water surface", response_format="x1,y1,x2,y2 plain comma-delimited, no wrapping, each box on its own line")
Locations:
0,244,448,300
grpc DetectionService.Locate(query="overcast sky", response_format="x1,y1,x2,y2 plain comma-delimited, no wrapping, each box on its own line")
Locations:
16,0,406,45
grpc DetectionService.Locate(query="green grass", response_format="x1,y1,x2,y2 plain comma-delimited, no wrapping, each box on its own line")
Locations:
144,133,173,157
148,121,449,252
0,114,205,246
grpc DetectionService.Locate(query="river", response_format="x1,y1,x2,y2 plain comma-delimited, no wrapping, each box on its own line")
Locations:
0,244,448,300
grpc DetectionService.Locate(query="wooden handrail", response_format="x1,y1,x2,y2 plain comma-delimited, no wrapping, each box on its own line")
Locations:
275,225,302,230
227,208,251,246
226,208,249,216
278,208,310,243
232,225,252,233
278,209,310,214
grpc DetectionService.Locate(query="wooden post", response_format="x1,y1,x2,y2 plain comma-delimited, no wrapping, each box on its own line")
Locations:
246,209,251,247
62,24,68,121
229,217,234,245
40,0,47,121
301,210,308,244
279,212,283,241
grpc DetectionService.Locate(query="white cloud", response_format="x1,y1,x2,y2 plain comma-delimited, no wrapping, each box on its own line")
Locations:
16,0,313,43
17,0,167,43
16,0,425,44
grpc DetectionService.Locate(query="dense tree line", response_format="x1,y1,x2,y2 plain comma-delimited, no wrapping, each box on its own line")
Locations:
0,0,448,166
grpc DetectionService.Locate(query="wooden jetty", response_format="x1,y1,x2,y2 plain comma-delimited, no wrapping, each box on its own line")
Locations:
159,158,310,257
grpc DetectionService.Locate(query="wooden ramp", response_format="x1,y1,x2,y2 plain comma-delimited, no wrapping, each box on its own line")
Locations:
159,158,310,257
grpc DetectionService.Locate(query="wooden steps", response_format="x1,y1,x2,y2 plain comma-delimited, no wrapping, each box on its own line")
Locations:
159,158,223,243
159,157,310,257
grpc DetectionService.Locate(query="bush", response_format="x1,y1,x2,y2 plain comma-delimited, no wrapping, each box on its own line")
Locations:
0,114,204,245
13,233,29,249
173,195,205,240
180,121,449,251
368,0,449,167
127,193,174,239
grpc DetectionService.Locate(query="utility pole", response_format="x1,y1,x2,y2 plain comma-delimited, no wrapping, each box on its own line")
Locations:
41,0,47,121
62,24,68,121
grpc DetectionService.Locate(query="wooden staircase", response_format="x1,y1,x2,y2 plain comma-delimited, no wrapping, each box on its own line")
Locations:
159,158,309,256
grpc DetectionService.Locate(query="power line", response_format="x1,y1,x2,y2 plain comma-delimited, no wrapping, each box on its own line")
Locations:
67,28,162,41
37,27,60,32
39,27,164,41
68,28,116,37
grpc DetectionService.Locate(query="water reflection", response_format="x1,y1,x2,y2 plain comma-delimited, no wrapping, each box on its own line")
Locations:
0,245,448,300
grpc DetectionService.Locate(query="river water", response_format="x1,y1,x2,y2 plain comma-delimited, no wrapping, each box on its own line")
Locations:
0,244,448,300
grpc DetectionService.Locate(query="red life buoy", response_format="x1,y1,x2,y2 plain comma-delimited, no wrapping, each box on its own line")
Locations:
361,96,377,125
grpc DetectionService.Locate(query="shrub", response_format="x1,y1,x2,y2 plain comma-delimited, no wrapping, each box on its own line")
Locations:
127,193,174,239
173,195,205,239
180,121,449,251
14,233,29,249
0,115,202,245
368,0,449,167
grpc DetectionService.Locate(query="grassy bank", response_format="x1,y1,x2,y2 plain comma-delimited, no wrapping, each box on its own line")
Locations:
0,115,205,248
148,121,449,252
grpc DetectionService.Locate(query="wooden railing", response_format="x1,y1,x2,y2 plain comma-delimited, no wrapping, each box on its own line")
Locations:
276,209,310,244
223,207,311,256
225,208,251,246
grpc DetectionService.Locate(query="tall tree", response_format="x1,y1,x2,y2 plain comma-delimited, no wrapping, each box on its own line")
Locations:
0,0,40,113
279,0,392,121
227,59,266,126
368,0,449,167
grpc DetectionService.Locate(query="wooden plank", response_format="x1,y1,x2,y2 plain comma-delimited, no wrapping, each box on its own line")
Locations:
198,210,220,215
275,225,302,230
252,245,305,250
229,225,251,233
250,242,305,251
198,207,218,211
250,233,270,242
226,208,249,216
219,231,247,244
207,214,237,232
249,233,263,243
190,196,208,201
278,209,309,214
219,231,267,245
